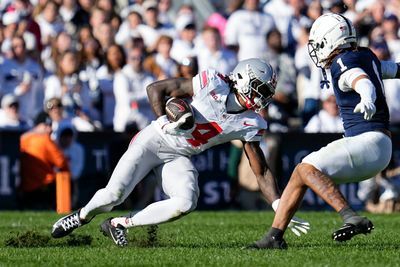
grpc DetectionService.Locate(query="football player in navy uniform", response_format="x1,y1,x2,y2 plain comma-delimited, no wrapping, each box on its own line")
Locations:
249,13,400,249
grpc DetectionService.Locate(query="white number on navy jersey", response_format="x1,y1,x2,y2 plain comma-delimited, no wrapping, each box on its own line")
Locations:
337,58,347,72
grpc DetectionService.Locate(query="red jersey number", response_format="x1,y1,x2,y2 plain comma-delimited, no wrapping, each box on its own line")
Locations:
187,122,222,147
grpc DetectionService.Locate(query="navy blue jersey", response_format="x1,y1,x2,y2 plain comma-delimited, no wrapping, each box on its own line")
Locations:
330,47,389,137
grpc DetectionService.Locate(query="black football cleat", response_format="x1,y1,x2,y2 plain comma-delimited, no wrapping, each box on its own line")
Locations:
100,218,128,247
51,210,87,238
245,235,288,250
332,217,374,242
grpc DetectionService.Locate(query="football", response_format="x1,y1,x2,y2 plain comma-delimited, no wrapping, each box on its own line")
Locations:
165,97,195,130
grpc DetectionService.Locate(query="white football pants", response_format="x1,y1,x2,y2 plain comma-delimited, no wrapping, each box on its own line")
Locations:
302,131,392,183
80,123,199,225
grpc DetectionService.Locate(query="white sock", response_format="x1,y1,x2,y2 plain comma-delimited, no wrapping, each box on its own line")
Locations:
111,217,130,228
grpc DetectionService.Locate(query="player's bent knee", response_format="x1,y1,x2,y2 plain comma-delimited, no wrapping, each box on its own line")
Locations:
175,197,197,214
103,187,126,206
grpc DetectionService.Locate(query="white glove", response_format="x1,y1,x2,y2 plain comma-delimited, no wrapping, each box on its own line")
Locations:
160,115,194,137
353,101,376,120
272,199,310,237
288,216,311,237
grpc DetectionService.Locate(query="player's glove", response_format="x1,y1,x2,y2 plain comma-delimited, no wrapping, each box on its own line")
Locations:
353,101,376,120
160,115,194,137
353,78,377,121
272,199,310,237
288,216,311,237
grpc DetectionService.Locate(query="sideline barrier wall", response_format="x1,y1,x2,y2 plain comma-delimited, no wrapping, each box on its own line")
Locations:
0,131,398,210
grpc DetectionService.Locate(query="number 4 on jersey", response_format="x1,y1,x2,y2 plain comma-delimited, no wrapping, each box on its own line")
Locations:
187,122,222,147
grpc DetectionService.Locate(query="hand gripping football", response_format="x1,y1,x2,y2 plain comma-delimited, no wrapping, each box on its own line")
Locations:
165,97,195,130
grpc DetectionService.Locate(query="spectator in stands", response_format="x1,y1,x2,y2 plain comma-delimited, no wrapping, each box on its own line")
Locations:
143,35,178,79
176,56,198,79
95,44,123,130
304,90,344,133
225,0,275,60
141,0,174,51
79,37,103,122
382,14,400,58
89,7,107,42
197,26,237,74
45,96,96,136
56,122,84,209
157,0,174,26
42,31,73,73
11,0,42,51
59,0,79,35
0,93,30,130
115,9,149,48
19,111,70,210
35,0,64,46
369,40,400,130
286,0,310,56
295,25,321,127
121,46,155,130
0,35,43,124
170,6,198,64
1,10,36,57
100,44,130,132
358,157,400,213
96,23,115,52
43,50,96,123
265,29,297,117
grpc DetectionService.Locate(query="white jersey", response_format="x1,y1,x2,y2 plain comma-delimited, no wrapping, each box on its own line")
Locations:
154,69,267,156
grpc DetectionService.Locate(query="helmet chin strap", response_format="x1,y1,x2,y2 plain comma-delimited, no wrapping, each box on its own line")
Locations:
320,68,330,89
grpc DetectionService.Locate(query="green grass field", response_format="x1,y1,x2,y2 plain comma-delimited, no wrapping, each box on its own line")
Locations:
0,211,400,267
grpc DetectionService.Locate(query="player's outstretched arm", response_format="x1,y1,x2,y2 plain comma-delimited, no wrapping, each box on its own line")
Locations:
380,60,400,79
242,141,280,205
243,141,310,236
146,78,194,117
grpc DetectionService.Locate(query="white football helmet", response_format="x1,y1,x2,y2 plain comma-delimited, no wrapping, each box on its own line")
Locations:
230,58,276,112
308,13,357,68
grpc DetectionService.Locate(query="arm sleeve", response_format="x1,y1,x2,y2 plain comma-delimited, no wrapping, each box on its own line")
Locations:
338,67,367,92
380,60,399,79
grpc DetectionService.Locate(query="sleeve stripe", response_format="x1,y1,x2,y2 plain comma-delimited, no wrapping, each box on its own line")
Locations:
200,70,209,88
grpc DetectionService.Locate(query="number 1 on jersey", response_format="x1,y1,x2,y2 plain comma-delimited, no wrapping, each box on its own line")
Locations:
337,58,347,72
187,122,222,147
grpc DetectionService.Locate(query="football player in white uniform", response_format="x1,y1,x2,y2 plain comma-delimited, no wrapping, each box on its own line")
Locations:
250,13,397,249
51,58,310,246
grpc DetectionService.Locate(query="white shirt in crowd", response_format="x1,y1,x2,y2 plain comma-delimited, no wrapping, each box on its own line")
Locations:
304,109,344,133
224,9,275,60
197,47,237,74
121,65,155,130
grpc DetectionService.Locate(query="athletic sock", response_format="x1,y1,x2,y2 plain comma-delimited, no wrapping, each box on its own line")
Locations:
111,217,130,228
339,206,359,223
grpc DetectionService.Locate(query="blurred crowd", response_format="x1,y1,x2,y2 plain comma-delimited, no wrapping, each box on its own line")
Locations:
1,0,400,210
0,0,399,134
